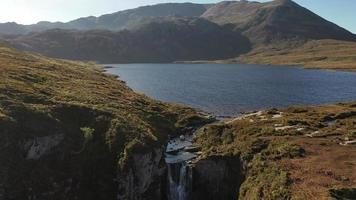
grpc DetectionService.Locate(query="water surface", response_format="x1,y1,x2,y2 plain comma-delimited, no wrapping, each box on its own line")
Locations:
105,64,356,116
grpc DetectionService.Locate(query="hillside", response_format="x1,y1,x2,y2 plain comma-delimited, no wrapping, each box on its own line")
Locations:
0,44,211,199
1,0,355,67
202,0,356,44
0,3,210,34
236,39,356,71
193,102,356,199
6,17,251,63
189,39,356,71
1,0,355,44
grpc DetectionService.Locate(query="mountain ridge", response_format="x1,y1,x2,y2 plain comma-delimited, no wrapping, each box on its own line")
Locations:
1,0,356,67
0,3,211,34
202,0,356,43
0,0,355,39
6,17,251,63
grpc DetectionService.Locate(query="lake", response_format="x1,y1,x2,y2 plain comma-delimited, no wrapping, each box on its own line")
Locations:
105,64,356,117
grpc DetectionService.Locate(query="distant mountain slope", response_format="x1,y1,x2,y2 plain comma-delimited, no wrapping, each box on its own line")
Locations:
0,3,210,34
0,0,355,43
236,39,356,71
0,22,27,35
80,3,211,30
7,18,251,63
191,39,356,71
202,0,356,44
1,0,356,64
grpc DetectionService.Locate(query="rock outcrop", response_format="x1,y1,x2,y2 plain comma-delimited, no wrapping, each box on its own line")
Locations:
191,156,244,200
117,148,166,200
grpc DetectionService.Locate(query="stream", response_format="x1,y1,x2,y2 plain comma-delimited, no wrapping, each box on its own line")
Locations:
165,134,200,200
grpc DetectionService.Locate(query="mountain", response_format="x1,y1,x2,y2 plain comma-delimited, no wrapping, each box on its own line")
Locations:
0,22,27,35
6,17,251,63
0,0,354,44
1,0,356,66
0,3,210,34
201,0,356,44
75,2,211,30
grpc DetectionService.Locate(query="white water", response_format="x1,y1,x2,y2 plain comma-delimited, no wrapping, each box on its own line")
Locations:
167,162,192,200
165,135,197,200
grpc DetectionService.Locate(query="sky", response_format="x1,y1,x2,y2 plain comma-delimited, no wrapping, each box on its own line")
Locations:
0,0,355,33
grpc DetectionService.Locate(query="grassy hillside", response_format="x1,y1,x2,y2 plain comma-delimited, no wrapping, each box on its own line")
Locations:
194,102,356,199
202,0,356,44
0,44,210,199
235,40,356,71
185,39,356,71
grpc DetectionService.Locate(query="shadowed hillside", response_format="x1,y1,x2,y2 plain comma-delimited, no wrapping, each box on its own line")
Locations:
6,17,251,63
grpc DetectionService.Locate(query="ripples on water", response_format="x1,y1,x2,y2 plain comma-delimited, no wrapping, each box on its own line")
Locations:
105,64,356,117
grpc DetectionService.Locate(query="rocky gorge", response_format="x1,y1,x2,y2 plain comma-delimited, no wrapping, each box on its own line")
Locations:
114,100,356,200
111,130,244,200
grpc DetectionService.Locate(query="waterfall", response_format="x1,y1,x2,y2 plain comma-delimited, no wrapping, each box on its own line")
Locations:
167,162,192,200
165,134,196,200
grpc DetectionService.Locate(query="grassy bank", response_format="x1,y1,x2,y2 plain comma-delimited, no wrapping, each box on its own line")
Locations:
237,40,356,72
183,39,356,72
194,102,356,199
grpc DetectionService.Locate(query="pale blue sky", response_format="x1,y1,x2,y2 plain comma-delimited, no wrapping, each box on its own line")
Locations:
0,0,355,33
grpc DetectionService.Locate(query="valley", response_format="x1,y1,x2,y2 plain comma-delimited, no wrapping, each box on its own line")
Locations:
0,0,355,199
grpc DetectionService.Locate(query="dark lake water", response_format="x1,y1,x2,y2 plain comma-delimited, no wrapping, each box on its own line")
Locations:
105,64,356,116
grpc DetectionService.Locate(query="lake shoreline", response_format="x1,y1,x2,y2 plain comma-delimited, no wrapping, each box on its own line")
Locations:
104,63,356,117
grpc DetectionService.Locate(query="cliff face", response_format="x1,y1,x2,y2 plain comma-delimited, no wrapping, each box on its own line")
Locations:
117,148,166,200
191,156,244,200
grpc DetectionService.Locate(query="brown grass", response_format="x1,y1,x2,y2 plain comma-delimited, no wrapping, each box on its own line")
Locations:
185,39,356,72
194,102,356,199
280,138,356,199
236,39,356,71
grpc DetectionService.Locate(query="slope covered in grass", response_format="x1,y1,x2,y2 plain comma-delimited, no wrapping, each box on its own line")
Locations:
202,0,356,44
0,44,210,199
186,39,356,72
193,102,356,199
235,40,356,71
